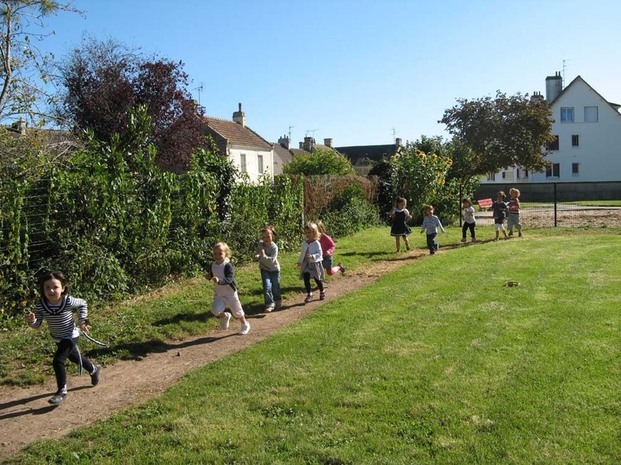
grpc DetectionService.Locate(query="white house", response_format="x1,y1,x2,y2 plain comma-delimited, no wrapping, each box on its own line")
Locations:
203,104,274,182
483,73,621,184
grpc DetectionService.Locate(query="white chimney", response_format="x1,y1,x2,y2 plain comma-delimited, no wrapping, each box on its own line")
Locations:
545,72,563,103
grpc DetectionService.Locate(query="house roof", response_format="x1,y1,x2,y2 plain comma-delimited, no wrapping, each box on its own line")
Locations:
335,144,400,165
272,143,293,175
551,76,621,116
202,117,272,150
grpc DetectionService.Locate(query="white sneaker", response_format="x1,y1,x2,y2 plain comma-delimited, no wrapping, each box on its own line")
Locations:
265,303,275,312
219,312,231,330
239,321,250,335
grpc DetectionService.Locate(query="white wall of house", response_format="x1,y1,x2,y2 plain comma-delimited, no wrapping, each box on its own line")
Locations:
530,78,621,182
482,76,621,184
229,146,274,182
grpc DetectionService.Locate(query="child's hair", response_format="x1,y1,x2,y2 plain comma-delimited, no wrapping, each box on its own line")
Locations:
462,197,472,206
39,271,68,298
395,197,407,208
304,222,320,240
424,205,434,214
213,242,231,258
316,220,327,234
509,188,520,197
263,225,277,239
496,191,506,199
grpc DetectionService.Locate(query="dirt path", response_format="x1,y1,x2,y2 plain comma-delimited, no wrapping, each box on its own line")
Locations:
0,250,427,461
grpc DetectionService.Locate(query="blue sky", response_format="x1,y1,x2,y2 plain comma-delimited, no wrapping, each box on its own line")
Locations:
40,0,621,147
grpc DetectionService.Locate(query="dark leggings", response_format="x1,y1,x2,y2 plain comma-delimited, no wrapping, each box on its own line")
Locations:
303,272,324,294
53,338,94,391
462,221,476,239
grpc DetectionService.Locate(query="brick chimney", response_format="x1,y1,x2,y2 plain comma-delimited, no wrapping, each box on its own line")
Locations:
278,135,290,149
303,137,316,152
324,138,332,148
232,103,246,127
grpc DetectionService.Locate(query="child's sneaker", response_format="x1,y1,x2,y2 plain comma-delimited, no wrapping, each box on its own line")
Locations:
304,293,313,303
90,365,101,386
219,312,231,330
460,238,467,243
49,390,67,405
265,303,275,312
239,321,250,335
275,300,282,310
338,264,345,274
320,291,326,300
406,243,411,251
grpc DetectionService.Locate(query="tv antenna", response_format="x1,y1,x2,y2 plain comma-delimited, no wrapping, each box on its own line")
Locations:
193,82,204,106
562,59,571,86
305,128,319,137
288,125,294,140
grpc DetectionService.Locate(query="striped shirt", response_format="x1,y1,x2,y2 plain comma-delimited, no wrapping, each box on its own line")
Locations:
29,295,88,342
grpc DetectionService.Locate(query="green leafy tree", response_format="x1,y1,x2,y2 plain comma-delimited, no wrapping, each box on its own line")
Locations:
440,91,554,175
284,147,355,176
0,0,80,124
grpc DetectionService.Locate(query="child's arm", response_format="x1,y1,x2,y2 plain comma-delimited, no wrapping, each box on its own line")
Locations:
404,209,412,221
71,297,89,332
216,263,236,286
438,217,446,233
26,302,43,329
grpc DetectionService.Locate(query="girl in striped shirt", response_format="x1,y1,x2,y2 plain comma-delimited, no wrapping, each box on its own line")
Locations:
26,271,101,405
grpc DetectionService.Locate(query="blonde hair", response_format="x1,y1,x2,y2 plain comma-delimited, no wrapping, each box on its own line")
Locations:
213,242,231,258
509,188,520,198
316,220,327,235
462,197,472,206
304,222,320,240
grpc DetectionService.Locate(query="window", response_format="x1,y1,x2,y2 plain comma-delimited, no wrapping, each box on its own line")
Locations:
486,172,496,181
517,168,528,179
571,135,580,147
572,163,580,176
240,153,247,173
547,135,559,151
546,163,560,178
584,106,598,122
560,107,574,122
257,154,264,174
501,172,506,179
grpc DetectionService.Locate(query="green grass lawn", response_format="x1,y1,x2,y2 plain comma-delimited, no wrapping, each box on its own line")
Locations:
4,225,621,464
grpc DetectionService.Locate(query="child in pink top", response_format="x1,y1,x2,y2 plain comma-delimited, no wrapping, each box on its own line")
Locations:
317,220,345,276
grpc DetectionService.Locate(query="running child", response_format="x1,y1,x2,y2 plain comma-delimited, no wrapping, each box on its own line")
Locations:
461,197,477,243
507,187,523,237
317,220,345,276
420,205,445,255
254,226,281,312
490,191,509,241
389,197,412,252
207,242,250,334
298,222,325,303
26,271,101,405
